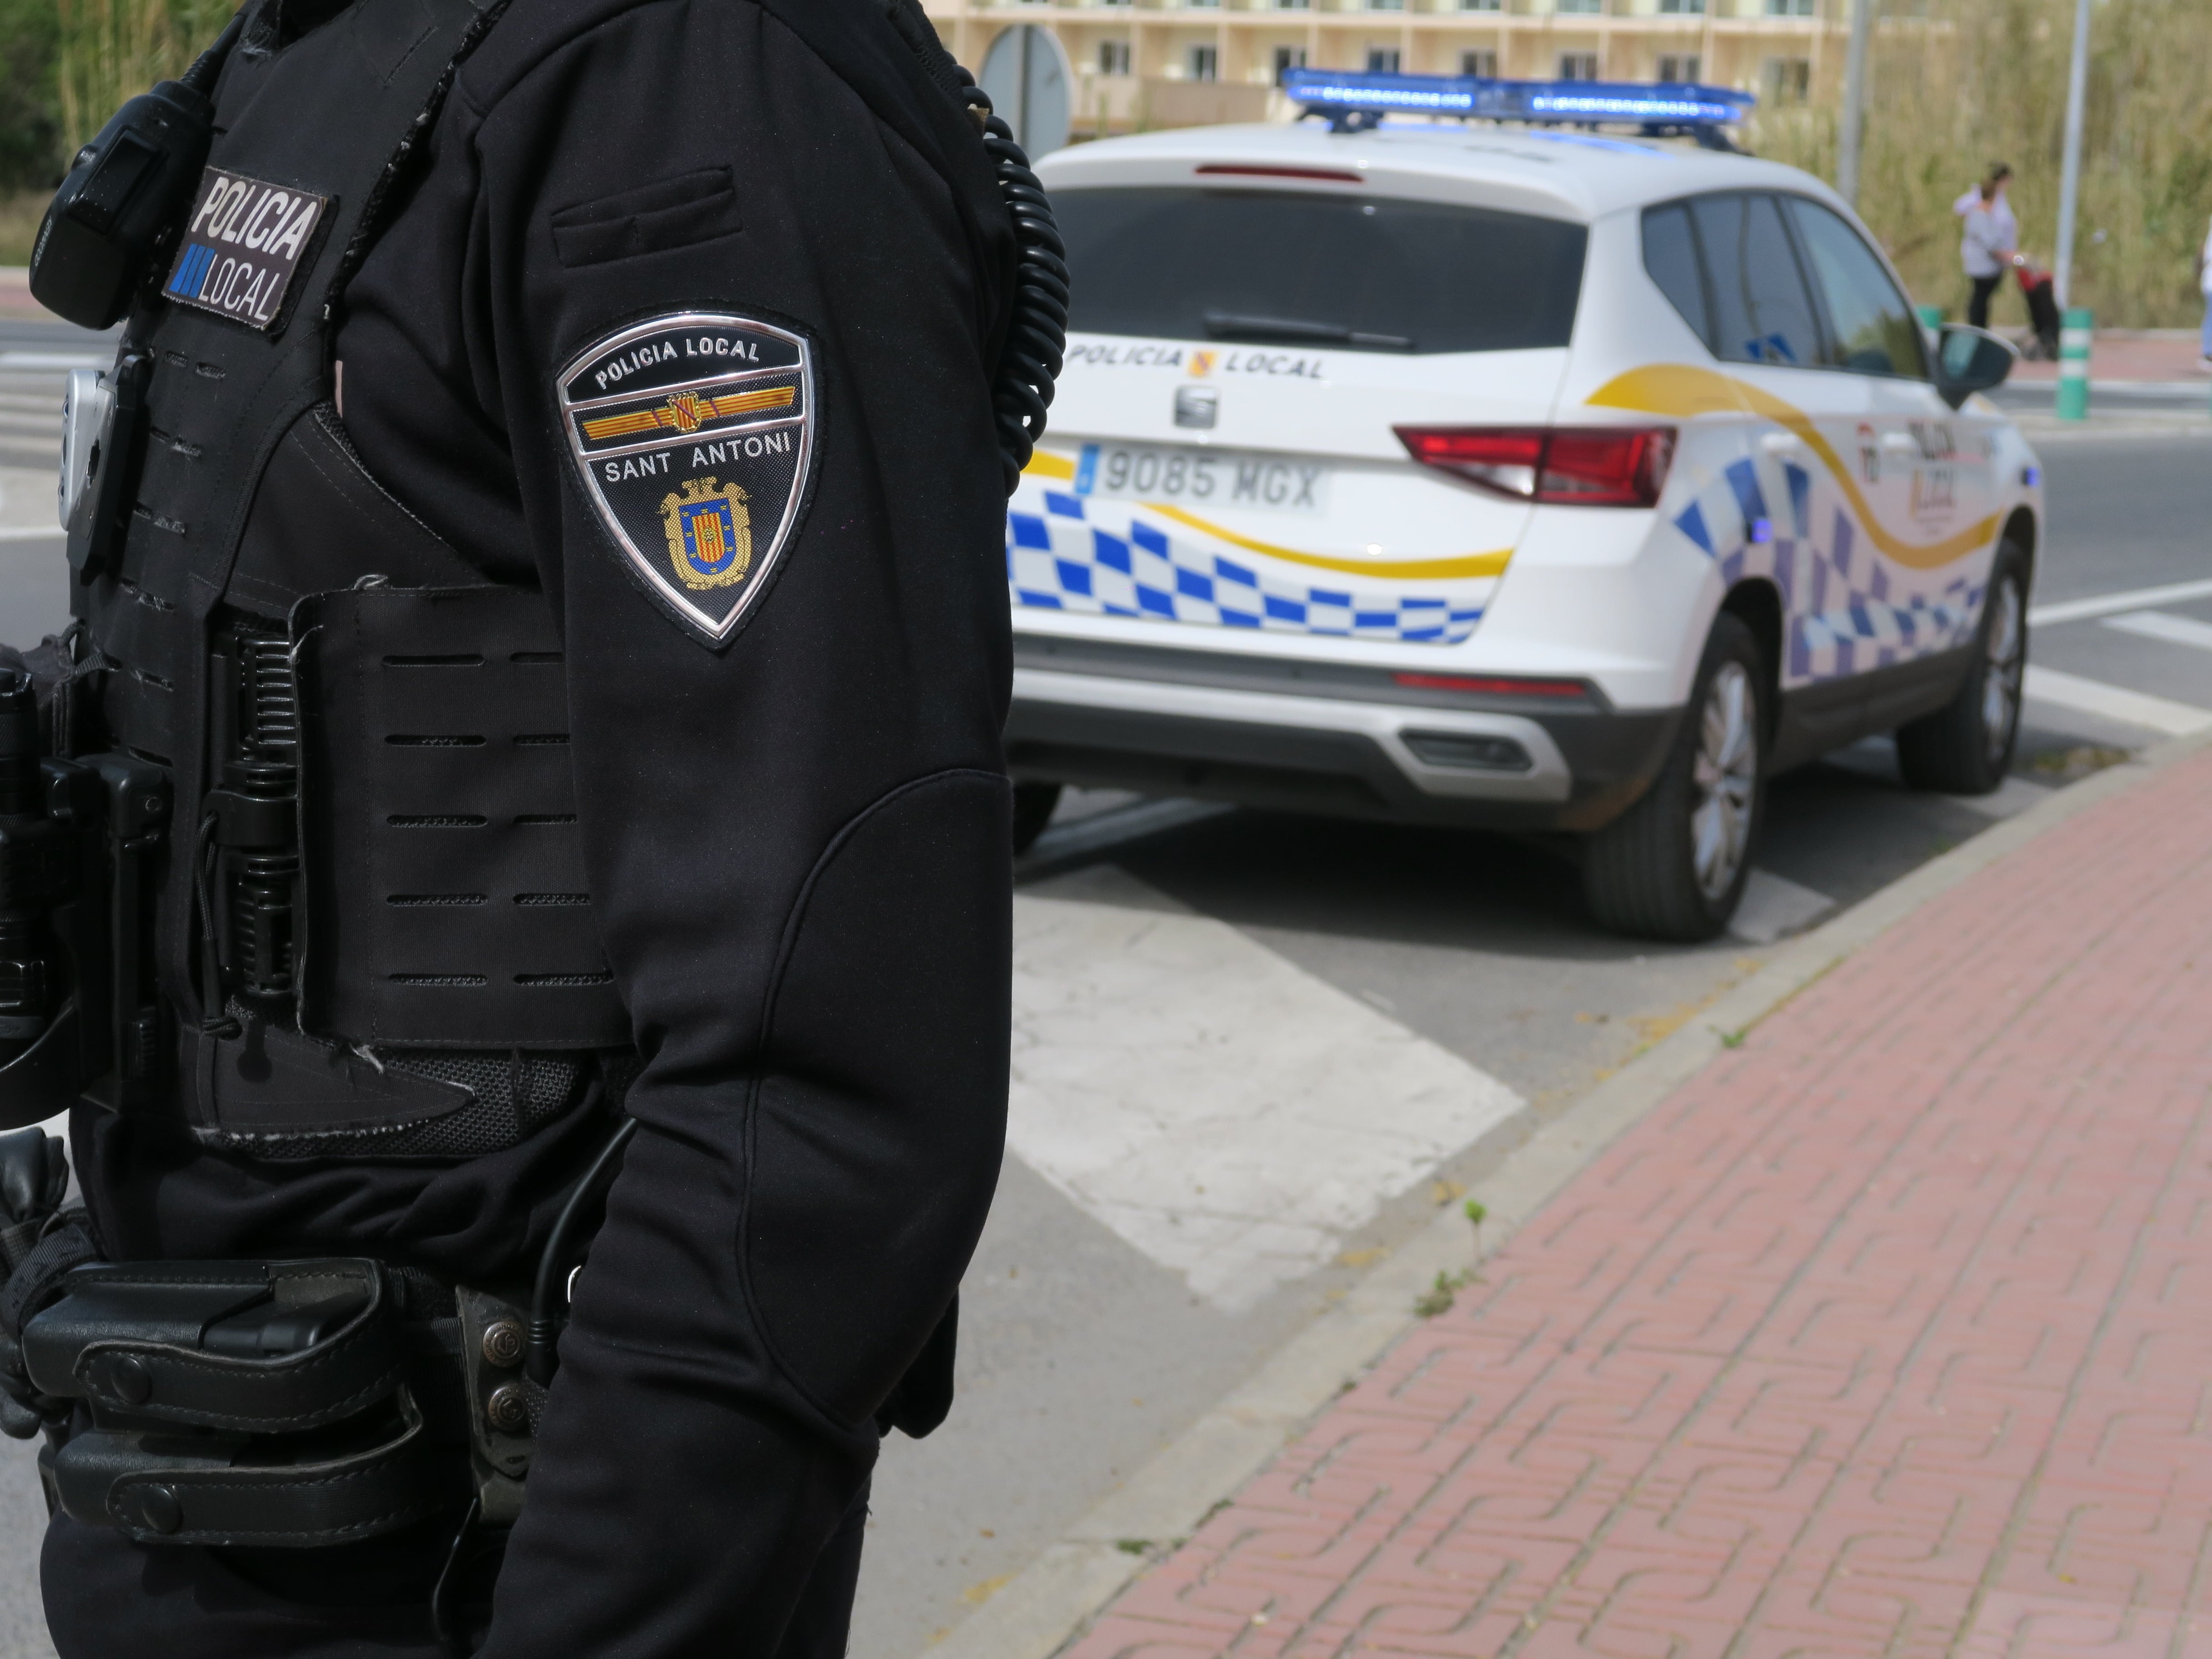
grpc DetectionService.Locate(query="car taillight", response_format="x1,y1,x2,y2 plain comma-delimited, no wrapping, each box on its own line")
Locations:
1394,426,1676,507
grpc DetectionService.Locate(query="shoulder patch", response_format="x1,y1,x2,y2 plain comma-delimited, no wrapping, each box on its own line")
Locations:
163,168,332,331
558,312,817,646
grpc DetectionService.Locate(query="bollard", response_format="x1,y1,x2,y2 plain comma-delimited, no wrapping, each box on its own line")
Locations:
2056,307,2091,422
1915,304,1944,330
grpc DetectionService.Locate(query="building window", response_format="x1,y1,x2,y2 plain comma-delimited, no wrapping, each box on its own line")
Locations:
1558,50,1599,77
1656,52,1700,80
1182,0,1220,10
1763,55,1811,100
1273,45,1307,81
1555,0,1604,13
1659,0,1706,11
1365,0,1406,10
1189,44,1219,81
1459,0,1503,10
1460,48,1498,75
1098,40,1131,75
1366,47,1403,71
1272,0,1311,9
1764,0,1816,13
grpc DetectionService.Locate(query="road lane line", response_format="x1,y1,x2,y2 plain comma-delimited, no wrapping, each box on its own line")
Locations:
2102,609,2212,653
0,528,59,543
2032,578,2212,627
2024,665,2212,736
1008,864,1523,1314
0,352,106,370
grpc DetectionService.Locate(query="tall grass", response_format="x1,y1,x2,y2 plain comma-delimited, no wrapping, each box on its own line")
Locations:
1751,0,2212,329
53,0,228,158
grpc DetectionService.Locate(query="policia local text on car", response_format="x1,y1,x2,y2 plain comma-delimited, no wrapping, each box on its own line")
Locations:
6,0,1064,1651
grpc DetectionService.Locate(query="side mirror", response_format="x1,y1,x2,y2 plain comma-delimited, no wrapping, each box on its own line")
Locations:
1931,322,2018,410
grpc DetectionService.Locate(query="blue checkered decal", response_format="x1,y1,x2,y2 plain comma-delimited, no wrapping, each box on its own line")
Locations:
1006,488,1496,645
1668,455,1985,684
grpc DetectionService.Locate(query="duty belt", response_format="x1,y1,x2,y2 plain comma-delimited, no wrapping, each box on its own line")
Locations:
12,1114,632,1548
23,1257,541,1546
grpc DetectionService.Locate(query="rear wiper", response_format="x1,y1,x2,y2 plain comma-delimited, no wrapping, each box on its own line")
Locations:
1201,311,1414,352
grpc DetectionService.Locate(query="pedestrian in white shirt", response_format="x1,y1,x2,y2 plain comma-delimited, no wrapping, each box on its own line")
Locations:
1953,163,2018,329
2196,211,2212,370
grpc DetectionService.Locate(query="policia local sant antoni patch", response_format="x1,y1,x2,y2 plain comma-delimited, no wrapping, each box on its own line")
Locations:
10,0,1064,1651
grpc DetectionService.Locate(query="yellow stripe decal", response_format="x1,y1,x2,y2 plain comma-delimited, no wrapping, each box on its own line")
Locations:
1023,451,1508,580
1584,365,1999,571
1138,503,1512,581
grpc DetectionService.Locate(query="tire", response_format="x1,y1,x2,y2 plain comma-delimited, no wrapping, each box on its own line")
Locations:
1895,545,2026,795
1582,613,1766,943
1011,781,1062,855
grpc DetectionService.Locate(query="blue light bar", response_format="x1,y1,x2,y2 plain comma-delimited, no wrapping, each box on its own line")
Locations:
1282,68,1755,135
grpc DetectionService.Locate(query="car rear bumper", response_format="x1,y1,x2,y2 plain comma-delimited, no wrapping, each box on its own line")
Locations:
1006,642,1683,833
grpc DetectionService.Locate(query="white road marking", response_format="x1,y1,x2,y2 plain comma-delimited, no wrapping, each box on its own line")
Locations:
2032,578,2212,627
2102,609,2212,653
1008,865,1524,1313
0,527,59,543
0,352,106,371
2023,664,2212,736
1728,868,1832,945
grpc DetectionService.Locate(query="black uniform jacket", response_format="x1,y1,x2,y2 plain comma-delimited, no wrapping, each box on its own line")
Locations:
80,0,1018,1648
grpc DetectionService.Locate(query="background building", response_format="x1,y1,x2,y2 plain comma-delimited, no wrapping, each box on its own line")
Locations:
921,0,1849,140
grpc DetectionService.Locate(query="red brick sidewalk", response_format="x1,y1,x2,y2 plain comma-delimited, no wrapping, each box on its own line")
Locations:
1066,744,2212,1659
2010,331,2207,383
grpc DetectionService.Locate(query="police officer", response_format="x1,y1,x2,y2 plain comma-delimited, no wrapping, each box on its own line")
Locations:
10,0,1057,1651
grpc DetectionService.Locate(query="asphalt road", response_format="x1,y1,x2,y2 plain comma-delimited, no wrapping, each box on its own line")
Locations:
0,324,2205,1657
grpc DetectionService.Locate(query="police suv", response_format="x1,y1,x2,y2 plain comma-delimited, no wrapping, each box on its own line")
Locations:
1007,70,2038,940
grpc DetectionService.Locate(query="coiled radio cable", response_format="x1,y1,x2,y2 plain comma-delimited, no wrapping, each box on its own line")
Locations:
959,80,1068,496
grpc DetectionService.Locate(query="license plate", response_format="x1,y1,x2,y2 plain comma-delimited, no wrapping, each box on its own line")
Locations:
1074,444,1329,515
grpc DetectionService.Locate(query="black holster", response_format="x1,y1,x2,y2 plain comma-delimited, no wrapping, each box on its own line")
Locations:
21,1257,483,1547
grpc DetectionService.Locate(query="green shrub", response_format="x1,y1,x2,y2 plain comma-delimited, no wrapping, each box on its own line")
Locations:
1754,0,2212,329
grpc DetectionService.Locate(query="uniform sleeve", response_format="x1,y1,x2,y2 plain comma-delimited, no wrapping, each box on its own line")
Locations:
448,7,1014,1651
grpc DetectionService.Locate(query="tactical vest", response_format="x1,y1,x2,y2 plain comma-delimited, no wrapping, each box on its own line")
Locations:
72,0,629,1159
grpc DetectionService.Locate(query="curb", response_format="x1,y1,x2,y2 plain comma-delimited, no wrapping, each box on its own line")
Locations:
921,720,2212,1659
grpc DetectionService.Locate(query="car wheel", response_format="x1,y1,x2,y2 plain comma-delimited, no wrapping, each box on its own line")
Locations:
1895,545,2026,795
1583,613,1765,943
1012,781,1062,855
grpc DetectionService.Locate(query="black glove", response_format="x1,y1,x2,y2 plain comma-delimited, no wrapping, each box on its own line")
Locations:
0,1128,82,1440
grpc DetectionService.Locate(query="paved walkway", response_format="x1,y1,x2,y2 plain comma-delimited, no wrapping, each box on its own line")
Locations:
1064,742,2212,1659
2012,331,2207,383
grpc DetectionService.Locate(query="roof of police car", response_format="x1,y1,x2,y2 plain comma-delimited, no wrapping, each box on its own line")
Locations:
1036,118,1835,225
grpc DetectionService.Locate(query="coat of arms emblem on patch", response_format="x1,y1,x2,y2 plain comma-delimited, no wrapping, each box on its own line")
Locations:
558,312,816,644
660,478,752,590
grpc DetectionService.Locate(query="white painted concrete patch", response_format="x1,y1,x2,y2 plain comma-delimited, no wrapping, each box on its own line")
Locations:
1728,867,1832,945
1008,866,1524,1314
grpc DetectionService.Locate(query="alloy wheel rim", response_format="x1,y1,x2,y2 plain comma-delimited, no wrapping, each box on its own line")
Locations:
1981,575,2025,768
1690,660,1757,902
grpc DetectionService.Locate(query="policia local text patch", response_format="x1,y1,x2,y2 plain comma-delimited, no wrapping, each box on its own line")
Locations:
162,168,330,331
559,313,816,646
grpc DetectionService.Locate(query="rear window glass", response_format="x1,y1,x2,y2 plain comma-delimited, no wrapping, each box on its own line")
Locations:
1055,186,1588,356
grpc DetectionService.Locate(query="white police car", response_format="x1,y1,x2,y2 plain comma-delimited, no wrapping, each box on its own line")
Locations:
1008,70,2038,941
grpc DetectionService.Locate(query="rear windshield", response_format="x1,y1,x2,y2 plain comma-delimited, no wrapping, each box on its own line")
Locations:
1056,186,1588,355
